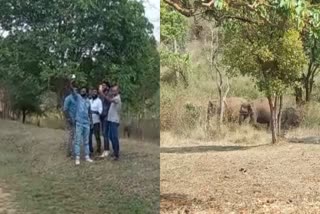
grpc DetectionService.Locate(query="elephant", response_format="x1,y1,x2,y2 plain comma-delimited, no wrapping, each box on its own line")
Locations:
123,124,132,138
123,122,143,139
281,107,302,130
207,97,248,123
239,98,301,130
239,98,271,127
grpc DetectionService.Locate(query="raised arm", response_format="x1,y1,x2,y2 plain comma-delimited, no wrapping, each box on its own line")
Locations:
101,93,119,103
98,85,116,103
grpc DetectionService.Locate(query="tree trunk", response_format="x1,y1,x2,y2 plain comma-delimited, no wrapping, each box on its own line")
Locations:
267,96,277,144
173,39,180,84
218,89,224,126
294,86,303,106
305,86,311,102
277,95,283,137
22,110,26,124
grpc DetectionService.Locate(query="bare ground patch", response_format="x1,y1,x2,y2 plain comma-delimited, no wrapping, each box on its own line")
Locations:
161,129,320,213
0,184,15,214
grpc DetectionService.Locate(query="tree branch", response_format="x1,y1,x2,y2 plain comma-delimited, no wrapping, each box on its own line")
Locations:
219,15,258,24
163,0,194,17
165,0,273,25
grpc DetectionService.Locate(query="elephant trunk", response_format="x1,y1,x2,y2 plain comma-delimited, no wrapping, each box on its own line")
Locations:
239,114,243,125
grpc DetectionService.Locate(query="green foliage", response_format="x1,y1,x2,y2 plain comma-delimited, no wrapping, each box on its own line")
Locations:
160,0,190,87
223,19,307,96
0,33,44,117
160,49,190,86
160,0,187,44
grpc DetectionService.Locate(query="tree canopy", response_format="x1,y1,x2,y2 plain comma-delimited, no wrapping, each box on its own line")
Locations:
0,0,159,119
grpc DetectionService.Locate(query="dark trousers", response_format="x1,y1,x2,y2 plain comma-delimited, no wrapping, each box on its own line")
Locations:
89,123,102,153
103,120,110,151
109,121,120,158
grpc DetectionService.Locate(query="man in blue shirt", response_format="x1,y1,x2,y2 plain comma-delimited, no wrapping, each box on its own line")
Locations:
63,88,78,158
74,87,94,165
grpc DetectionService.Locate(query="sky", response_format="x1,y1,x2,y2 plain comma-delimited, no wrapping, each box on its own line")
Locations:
143,0,160,41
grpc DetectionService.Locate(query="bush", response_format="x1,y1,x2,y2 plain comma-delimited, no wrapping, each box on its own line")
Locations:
160,84,177,130
182,103,200,129
301,102,320,128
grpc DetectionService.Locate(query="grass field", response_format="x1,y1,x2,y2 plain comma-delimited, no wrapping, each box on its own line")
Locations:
160,128,320,213
0,119,159,214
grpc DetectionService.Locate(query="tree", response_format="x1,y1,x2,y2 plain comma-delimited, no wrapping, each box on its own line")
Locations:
299,31,320,102
131,37,160,118
206,22,230,127
0,0,159,120
292,0,320,104
223,20,306,143
160,0,190,87
0,33,44,123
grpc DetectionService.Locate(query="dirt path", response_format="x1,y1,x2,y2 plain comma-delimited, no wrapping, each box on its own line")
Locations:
0,185,15,214
161,132,320,213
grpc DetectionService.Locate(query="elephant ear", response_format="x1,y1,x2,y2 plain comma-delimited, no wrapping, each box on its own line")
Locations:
240,103,246,113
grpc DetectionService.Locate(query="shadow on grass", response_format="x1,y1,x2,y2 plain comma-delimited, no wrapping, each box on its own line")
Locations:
286,136,320,145
161,144,266,154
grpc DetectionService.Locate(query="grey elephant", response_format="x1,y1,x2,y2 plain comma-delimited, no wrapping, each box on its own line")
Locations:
239,98,301,130
207,97,247,123
239,98,271,128
281,107,302,130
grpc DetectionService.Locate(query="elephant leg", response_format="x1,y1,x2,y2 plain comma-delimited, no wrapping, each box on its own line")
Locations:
239,115,243,125
267,122,270,132
249,114,259,129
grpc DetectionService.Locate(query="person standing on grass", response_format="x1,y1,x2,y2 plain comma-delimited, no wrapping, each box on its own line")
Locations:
63,86,78,158
74,86,94,165
101,84,121,160
99,81,112,158
89,88,103,156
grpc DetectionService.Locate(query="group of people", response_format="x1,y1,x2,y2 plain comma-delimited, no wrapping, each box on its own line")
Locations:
63,80,121,165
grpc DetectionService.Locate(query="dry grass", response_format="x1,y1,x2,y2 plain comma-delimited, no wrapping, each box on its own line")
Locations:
161,126,320,213
160,19,320,213
0,184,16,214
0,119,159,214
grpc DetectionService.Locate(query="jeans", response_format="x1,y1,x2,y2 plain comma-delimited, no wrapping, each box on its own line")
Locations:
108,121,120,158
74,122,90,157
66,121,75,157
89,123,102,153
103,120,110,151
